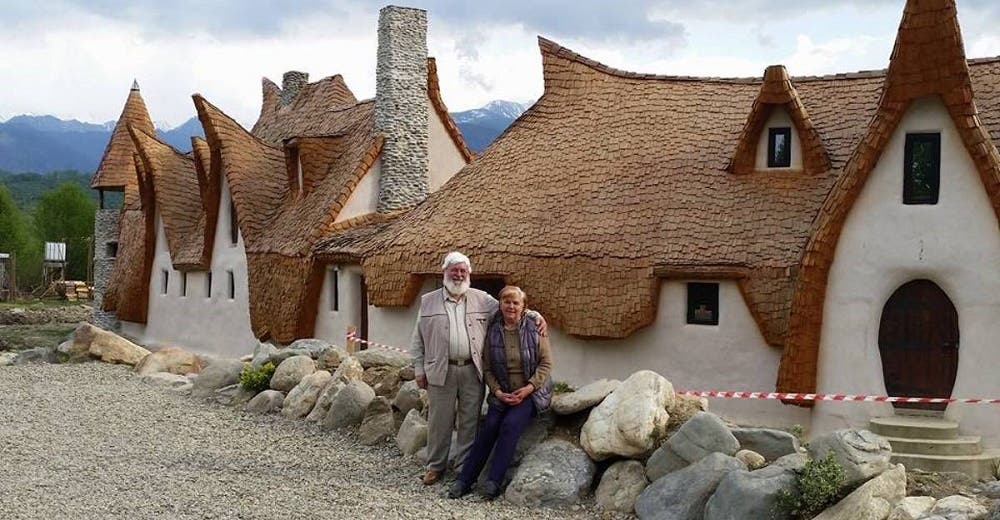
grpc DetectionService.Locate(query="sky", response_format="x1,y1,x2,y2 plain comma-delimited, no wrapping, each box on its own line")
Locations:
2,0,1000,129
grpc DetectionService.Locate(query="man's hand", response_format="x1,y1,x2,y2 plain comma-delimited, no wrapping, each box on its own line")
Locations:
512,383,535,401
534,315,548,337
416,374,427,389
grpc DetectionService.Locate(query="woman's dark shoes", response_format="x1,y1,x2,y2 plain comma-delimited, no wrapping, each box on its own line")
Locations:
447,480,472,499
481,481,502,500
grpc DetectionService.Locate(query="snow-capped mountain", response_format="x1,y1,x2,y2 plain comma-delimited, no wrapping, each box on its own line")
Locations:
451,100,533,152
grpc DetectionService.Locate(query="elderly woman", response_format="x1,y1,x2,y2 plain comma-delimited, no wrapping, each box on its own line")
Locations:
449,285,553,500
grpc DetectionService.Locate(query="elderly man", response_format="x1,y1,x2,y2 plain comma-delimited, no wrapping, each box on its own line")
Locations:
411,252,545,485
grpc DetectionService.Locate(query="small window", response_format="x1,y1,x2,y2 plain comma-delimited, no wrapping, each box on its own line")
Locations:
161,269,169,295
227,270,235,300
105,241,118,258
904,133,941,205
687,282,719,326
229,198,239,245
206,272,213,298
329,268,339,311
767,127,792,168
181,272,188,297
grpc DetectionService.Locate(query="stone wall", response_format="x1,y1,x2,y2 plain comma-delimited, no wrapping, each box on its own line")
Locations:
375,6,429,213
281,71,309,106
92,208,119,330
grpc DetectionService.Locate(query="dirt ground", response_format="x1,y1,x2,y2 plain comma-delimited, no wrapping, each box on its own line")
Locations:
0,301,89,351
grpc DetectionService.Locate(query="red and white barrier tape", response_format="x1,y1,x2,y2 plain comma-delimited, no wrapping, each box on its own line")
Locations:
345,333,1000,404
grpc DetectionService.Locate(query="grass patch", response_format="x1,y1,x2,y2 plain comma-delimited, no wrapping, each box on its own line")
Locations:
0,299,87,310
0,323,75,351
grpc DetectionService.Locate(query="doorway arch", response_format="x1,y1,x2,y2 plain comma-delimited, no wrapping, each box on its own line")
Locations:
878,279,959,411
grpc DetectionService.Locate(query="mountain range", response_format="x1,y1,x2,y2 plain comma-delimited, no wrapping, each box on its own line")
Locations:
0,100,530,175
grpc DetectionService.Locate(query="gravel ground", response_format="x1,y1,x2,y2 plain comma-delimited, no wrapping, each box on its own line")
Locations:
0,363,601,519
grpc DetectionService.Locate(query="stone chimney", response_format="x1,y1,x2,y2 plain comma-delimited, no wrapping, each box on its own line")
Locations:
281,71,309,105
375,5,429,213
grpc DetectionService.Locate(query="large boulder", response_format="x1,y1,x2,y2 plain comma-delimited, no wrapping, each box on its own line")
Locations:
269,355,315,392
354,347,409,369
666,393,709,434
505,439,595,508
192,359,244,398
282,370,332,419
646,411,740,480
322,380,375,430
812,464,906,520
596,460,649,514
305,379,345,423
392,380,426,417
285,338,332,358
214,383,256,407
251,342,279,368
395,409,428,455
732,427,801,461
888,496,936,520
551,378,620,415
135,346,203,376
704,464,797,520
924,495,988,520
581,370,674,460
74,323,150,365
807,429,892,488
358,397,396,445
244,390,285,414
316,344,349,371
636,452,746,520
330,356,364,383
57,338,89,361
475,413,554,487
363,366,401,398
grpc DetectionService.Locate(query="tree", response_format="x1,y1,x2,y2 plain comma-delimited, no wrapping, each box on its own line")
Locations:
33,182,96,281
0,184,42,290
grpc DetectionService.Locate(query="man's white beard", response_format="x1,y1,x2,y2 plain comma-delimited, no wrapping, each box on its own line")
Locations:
443,276,470,297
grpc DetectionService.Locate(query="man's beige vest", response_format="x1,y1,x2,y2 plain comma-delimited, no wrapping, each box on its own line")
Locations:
417,287,497,386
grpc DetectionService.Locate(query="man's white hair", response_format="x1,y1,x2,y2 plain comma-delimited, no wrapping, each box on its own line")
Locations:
441,251,472,273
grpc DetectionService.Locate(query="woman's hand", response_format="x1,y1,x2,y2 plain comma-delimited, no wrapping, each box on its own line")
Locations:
496,389,521,406
512,383,535,401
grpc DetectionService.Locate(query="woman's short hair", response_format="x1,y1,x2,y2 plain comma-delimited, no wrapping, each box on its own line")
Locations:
498,285,526,303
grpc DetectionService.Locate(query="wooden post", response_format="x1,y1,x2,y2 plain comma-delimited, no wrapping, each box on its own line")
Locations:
10,252,17,302
346,325,358,355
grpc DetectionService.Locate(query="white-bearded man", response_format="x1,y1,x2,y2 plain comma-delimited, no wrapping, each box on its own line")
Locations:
410,252,546,485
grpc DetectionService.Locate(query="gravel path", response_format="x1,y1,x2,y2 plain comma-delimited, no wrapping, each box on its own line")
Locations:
0,363,601,519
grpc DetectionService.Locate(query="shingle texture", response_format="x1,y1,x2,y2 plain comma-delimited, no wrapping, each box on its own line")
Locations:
91,84,154,189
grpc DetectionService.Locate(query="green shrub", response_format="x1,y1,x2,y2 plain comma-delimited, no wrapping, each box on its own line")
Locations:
552,381,575,394
774,452,847,520
239,362,275,393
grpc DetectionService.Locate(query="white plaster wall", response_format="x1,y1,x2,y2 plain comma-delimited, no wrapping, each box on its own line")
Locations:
350,277,806,428
314,264,365,345
334,160,380,223
815,96,1000,446
141,177,257,358
755,107,803,171
428,101,468,192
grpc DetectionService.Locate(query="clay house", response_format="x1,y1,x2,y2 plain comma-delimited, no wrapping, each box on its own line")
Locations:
93,6,471,357
311,0,1000,462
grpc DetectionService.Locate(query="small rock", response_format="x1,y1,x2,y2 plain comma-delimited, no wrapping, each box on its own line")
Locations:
269,355,315,392
135,346,203,376
807,429,892,489
505,439,596,508
354,347,409,369
316,345,349,371
363,366,401,397
636,452,746,520
736,449,766,469
395,409,428,455
358,397,396,445
214,383,255,407
251,342,278,368
596,460,649,514
399,365,415,381
245,390,285,414
813,464,906,520
551,378,620,415
772,452,810,472
888,496,936,520
322,380,375,430
0,352,17,366
925,495,988,520
392,380,425,417
191,359,244,398
282,370,332,419
285,338,332,358
331,356,364,383
140,372,191,389
978,480,1000,499
581,370,674,461
732,427,801,461
666,393,709,433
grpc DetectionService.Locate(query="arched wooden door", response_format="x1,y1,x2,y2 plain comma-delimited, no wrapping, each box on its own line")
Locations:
878,280,959,411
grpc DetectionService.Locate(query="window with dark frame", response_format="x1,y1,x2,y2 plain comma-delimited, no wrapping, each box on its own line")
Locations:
767,127,792,168
181,272,188,297
206,271,213,298
687,282,720,326
227,270,235,300
105,241,118,258
161,269,169,295
330,268,339,311
229,198,239,245
904,132,941,205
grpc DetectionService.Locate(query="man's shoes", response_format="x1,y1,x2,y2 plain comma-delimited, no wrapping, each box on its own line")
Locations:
482,480,502,500
422,470,442,485
447,480,472,499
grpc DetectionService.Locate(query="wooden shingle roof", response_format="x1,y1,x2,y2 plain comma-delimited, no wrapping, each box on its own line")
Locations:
92,81,155,190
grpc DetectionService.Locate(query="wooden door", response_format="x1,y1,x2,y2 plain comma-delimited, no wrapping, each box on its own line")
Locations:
878,280,959,411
